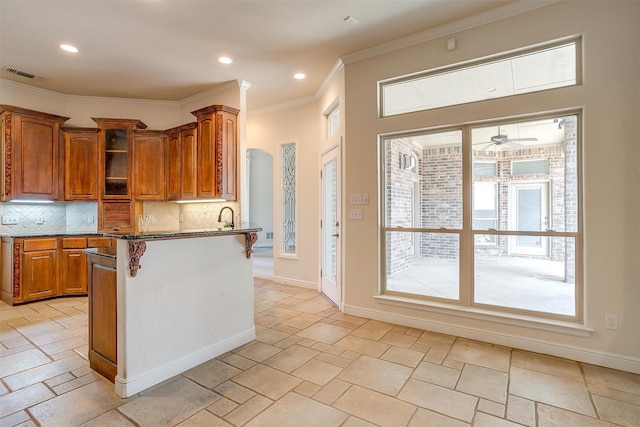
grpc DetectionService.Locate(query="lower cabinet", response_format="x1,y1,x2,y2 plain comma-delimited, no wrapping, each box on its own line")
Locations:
87,250,117,382
0,235,114,305
22,238,58,301
61,237,89,295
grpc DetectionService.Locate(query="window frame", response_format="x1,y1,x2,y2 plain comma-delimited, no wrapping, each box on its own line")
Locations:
379,38,582,117
279,140,298,259
378,111,583,323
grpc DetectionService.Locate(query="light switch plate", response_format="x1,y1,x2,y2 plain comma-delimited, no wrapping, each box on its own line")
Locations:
350,194,363,205
349,208,363,220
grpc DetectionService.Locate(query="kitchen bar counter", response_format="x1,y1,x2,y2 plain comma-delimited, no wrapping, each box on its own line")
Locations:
99,225,260,398
102,224,261,240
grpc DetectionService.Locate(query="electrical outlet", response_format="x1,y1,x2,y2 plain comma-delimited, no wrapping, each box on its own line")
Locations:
2,215,19,225
88,215,95,224
605,313,618,330
36,216,45,225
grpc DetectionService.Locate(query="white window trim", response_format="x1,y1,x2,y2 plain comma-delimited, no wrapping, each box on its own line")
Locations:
378,110,583,325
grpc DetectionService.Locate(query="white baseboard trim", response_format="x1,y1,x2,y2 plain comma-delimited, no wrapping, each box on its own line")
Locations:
114,327,256,398
272,275,318,290
344,304,640,374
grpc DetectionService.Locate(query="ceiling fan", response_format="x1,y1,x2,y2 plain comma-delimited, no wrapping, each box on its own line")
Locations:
478,126,538,150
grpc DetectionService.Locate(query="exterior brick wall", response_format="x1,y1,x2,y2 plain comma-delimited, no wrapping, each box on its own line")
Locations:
385,116,577,283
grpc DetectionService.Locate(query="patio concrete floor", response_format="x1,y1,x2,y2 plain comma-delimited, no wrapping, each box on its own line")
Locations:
387,255,575,316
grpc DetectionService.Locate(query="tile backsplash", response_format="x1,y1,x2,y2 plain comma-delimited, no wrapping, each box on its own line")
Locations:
0,202,98,235
142,201,240,231
0,201,240,235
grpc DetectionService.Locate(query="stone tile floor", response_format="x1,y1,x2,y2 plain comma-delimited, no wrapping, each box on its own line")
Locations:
1,278,639,426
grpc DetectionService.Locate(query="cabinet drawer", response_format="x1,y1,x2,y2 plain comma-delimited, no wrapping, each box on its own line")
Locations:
23,238,58,251
87,237,113,248
62,237,87,249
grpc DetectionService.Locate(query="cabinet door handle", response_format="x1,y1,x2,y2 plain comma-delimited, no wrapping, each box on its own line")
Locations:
31,256,50,260
68,254,81,257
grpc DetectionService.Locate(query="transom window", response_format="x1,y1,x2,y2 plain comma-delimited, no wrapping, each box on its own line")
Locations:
380,113,581,321
381,40,579,117
327,106,340,138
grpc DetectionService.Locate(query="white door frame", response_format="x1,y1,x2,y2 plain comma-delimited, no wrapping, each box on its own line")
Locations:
508,181,550,257
320,141,342,308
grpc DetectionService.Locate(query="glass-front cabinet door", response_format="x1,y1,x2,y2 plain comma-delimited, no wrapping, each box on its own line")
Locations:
92,118,147,200
104,128,128,196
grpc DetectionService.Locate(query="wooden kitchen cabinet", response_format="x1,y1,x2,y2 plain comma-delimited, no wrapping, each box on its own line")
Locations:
87,249,117,382
165,122,197,201
132,129,165,200
19,238,59,303
1,235,115,305
1,105,69,201
98,201,138,233
62,127,99,200
92,117,147,200
191,105,239,201
61,238,87,295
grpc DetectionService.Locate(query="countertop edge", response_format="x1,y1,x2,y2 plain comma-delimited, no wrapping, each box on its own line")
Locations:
103,227,262,241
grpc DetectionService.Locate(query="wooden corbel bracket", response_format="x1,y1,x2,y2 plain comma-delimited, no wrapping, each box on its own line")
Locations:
244,232,258,259
128,241,147,277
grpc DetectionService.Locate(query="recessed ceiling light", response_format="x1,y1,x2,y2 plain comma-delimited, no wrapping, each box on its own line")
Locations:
485,87,497,93
294,73,306,80
218,56,232,64
60,44,78,53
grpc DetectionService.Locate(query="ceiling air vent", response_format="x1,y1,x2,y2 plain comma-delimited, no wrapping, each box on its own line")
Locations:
4,67,45,80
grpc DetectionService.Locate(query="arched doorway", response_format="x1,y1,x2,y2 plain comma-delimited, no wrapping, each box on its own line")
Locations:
247,149,274,278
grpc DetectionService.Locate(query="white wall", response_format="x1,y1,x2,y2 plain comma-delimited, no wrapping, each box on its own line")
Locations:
247,102,321,289
342,1,639,372
0,79,241,129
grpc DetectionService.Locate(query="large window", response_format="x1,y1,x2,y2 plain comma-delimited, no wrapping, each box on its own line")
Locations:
381,114,581,320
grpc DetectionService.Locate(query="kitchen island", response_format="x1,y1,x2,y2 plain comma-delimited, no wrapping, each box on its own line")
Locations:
92,226,260,398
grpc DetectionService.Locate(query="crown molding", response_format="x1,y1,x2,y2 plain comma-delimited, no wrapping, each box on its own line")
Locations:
314,59,344,100
341,0,561,65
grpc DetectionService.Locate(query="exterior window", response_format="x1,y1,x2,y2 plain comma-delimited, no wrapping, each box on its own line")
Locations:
381,113,581,320
381,41,578,117
281,142,296,255
512,159,548,175
473,161,496,176
328,106,340,137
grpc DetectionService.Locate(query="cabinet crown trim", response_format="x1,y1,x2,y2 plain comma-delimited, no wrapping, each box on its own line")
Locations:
91,117,147,129
190,105,240,117
0,105,70,122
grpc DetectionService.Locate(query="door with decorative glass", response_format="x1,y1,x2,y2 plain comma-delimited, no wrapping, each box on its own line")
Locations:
321,145,341,307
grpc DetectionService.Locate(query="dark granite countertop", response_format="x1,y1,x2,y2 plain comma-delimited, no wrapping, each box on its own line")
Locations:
102,224,261,240
0,232,104,239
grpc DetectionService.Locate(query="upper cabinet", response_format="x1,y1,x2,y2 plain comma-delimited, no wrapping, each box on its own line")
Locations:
1,105,69,201
132,129,165,201
191,105,239,201
165,123,197,201
92,118,147,200
62,127,99,200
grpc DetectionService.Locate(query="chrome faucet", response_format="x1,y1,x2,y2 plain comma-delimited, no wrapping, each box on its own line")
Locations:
217,206,234,228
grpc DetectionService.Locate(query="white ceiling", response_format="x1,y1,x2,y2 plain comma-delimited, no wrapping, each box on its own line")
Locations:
0,0,529,112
